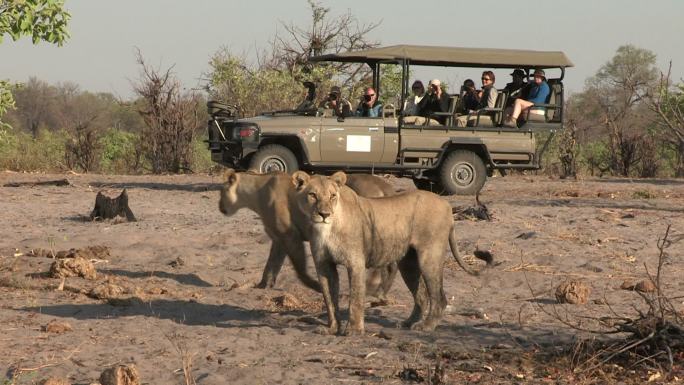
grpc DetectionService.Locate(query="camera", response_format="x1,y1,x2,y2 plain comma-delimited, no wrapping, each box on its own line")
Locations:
363,94,372,102
329,93,337,101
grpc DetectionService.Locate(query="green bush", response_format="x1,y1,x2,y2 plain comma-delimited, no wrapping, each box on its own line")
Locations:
98,128,141,174
190,133,216,173
0,127,66,171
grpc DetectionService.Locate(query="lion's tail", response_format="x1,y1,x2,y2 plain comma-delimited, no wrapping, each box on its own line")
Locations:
449,227,493,276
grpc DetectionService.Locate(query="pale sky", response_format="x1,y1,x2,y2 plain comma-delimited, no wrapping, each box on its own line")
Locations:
1,0,682,99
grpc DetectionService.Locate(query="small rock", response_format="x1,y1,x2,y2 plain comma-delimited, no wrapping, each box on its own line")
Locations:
620,280,635,290
89,283,125,300
99,365,140,385
555,280,590,304
168,257,185,268
43,319,72,334
516,231,537,240
635,280,656,293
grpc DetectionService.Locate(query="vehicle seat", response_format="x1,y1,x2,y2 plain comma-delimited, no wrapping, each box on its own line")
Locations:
383,103,396,118
466,90,508,127
430,94,460,126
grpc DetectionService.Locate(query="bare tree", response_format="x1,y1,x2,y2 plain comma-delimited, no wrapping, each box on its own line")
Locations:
645,62,684,177
134,50,202,174
584,45,659,176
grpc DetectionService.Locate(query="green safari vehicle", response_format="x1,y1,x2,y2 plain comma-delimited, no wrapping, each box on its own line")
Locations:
206,45,573,195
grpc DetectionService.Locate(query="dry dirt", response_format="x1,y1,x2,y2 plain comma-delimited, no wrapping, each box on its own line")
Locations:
0,171,682,384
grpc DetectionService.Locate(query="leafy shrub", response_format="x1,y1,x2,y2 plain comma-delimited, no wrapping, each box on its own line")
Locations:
0,127,66,171
99,128,142,174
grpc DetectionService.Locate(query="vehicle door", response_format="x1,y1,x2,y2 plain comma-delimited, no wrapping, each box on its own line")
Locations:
319,116,385,163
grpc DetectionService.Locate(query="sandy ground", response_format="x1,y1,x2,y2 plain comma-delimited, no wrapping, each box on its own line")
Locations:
0,171,682,384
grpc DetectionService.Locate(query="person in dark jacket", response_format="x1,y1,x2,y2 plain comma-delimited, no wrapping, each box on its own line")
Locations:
503,68,529,108
417,78,449,124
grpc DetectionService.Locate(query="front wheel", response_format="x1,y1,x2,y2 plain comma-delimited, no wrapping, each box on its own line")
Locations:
248,144,299,173
439,150,487,195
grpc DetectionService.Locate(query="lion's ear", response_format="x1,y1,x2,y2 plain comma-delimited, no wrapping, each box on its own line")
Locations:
292,171,310,191
330,171,347,187
223,168,239,186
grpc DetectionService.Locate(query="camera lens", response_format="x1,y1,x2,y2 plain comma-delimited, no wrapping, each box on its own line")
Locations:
363,95,372,102
329,94,337,100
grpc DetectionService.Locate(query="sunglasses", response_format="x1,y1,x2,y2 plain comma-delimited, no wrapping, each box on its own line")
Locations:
481,77,491,81
366,93,375,97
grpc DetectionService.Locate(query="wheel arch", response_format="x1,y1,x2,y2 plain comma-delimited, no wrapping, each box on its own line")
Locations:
258,134,309,167
440,140,492,169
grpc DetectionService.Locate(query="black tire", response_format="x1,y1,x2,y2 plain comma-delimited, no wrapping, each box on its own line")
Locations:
412,178,445,195
248,144,299,173
439,150,487,195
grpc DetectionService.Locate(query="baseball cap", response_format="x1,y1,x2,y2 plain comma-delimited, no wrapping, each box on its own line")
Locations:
533,69,546,78
330,86,341,95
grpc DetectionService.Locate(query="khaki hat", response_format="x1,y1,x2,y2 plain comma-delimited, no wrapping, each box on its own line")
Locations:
330,86,341,95
533,69,546,78
429,79,441,87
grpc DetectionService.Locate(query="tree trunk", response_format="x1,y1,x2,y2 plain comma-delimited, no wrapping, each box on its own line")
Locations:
677,139,684,178
90,189,136,221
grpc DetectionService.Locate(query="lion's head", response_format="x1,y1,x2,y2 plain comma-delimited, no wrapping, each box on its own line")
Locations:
218,168,242,216
292,171,347,225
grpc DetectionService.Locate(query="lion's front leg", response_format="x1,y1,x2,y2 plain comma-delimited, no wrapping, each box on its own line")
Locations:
256,242,287,288
313,257,340,335
343,261,366,336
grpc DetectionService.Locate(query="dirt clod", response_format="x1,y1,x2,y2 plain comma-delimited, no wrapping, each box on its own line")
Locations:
99,364,140,385
49,257,97,280
43,319,73,334
635,279,656,293
89,283,125,299
555,280,590,304
272,293,300,310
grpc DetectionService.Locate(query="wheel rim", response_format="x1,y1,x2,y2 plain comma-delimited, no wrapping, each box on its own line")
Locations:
261,157,287,172
450,162,475,187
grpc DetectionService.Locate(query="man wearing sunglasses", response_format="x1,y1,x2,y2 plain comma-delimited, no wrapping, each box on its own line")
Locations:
355,87,383,117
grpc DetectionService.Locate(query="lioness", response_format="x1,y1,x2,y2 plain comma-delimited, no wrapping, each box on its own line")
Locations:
292,171,493,335
218,170,397,299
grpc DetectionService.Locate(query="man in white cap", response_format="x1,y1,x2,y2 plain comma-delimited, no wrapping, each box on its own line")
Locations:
417,78,449,124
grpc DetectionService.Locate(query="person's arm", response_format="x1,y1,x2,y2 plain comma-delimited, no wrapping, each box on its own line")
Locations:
487,88,498,108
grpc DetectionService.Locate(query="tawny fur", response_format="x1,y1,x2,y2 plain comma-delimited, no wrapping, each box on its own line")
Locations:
218,170,397,297
292,171,492,336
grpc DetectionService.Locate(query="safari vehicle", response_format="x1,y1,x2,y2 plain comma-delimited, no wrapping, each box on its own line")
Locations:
206,45,573,195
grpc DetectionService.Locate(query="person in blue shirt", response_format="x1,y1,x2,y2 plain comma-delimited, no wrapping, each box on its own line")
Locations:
355,87,383,117
503,68,550,128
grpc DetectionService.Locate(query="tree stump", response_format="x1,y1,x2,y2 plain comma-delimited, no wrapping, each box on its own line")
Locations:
90,189,136,221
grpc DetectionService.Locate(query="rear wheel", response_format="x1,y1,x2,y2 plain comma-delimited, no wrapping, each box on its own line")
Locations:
249,144,299,173
439,150,487,195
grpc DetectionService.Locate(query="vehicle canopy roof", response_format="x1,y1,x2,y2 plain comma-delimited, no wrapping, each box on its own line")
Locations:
310,44,574,69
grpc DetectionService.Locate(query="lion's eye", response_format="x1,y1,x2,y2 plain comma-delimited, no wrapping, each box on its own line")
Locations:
330,193,337,200
308,192,317,200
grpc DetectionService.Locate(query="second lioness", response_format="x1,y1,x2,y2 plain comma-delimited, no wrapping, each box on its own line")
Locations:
219,170,397,299
292,171,493,335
